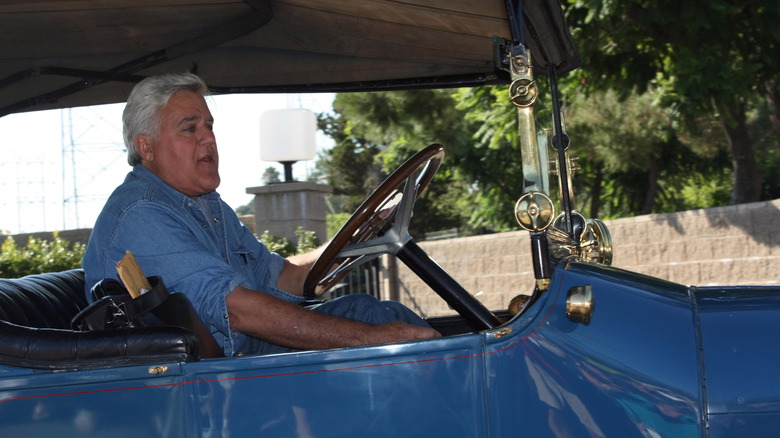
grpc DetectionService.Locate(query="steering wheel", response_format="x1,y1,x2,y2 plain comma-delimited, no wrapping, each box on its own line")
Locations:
303,144,501,331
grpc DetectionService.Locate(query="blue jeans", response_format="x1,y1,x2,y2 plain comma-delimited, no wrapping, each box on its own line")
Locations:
240,294,430,355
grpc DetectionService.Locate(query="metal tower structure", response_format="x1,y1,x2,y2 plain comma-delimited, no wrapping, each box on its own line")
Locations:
60,106,126,231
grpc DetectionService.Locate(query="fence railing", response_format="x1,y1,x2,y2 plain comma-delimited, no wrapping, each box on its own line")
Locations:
325,258,382,300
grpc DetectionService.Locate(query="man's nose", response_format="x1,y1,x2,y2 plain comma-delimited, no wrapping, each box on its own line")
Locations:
199,127,216,145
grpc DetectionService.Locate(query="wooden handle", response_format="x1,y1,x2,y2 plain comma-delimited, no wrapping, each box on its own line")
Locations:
116,251,152,298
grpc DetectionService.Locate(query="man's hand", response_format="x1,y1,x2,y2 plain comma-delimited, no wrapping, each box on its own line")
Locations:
278,244,328,296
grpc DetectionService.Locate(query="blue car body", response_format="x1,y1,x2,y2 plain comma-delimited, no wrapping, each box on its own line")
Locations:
1,261,777,437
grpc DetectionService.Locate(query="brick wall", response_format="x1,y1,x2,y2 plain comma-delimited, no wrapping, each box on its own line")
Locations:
393,198,780,317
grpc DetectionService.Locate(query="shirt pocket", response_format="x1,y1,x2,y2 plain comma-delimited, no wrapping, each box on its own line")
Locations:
232,248,256,268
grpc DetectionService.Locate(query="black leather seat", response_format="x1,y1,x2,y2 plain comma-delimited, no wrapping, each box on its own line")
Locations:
0,269,201,370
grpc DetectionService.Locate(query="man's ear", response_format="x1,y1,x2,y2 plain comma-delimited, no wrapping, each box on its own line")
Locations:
136,135,154,162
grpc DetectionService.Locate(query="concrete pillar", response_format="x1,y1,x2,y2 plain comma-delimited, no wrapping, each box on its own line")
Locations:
246,182,333,245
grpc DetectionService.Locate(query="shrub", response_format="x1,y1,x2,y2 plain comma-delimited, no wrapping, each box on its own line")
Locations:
0,232,86,278
327,212,351,238
257,227,320,258
294,227,320,255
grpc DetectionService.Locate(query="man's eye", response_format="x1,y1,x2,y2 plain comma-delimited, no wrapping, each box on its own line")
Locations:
184,126,196,132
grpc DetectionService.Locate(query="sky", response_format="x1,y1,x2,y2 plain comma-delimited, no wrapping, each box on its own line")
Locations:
0,93,335,235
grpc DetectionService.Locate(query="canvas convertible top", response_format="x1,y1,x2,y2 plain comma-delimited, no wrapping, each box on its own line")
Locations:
0,0,579,116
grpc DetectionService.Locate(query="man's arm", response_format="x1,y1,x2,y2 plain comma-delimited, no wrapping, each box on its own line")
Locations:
226,286,440,350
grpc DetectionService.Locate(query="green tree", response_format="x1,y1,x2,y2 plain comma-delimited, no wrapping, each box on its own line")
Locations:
317,111,383,213
318,91,482,236
565,87,732,217
234,202,253,216
565,0,780,204
452,86,528,231
262,166,281,185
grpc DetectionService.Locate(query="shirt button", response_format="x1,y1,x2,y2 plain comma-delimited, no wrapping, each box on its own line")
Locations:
213,218,219,223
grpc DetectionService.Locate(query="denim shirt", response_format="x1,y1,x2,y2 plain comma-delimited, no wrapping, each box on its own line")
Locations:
82,165,301,356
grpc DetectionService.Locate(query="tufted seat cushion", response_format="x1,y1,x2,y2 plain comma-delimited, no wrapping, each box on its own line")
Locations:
0,269,88,329
0,270,200,370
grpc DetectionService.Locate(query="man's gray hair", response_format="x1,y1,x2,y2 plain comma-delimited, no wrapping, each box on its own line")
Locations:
123,73,209,166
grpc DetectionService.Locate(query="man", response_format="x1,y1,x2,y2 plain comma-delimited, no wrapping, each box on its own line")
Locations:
82,73,439,356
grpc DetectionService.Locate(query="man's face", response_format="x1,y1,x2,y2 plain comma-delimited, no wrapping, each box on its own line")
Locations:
139,90,220,198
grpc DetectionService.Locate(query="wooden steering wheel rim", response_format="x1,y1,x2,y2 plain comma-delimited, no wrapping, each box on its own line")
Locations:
303,144,445,298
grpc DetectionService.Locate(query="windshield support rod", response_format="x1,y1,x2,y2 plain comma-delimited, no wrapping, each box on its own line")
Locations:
548,65,573,236
505,0,526,45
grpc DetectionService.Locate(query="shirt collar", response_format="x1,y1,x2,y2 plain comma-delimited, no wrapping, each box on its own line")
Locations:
131,164,221,205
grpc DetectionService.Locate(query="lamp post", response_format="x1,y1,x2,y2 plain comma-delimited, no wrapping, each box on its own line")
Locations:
259,108,317,181
248,109,332,244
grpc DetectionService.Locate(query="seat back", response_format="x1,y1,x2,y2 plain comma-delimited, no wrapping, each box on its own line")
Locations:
0,269,201,369
0,269,87,329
